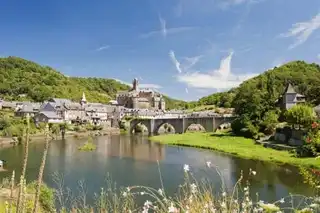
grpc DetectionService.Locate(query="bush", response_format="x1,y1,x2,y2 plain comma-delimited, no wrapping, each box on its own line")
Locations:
93,125,103,131
27,181,55,213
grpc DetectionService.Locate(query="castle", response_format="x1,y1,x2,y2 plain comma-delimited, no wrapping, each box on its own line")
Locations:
116,78,165,110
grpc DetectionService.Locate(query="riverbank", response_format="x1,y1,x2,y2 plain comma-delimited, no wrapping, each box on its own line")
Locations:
0,127,121,148
149,132,320,169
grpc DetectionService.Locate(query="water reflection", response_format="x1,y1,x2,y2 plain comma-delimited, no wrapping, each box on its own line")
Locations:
0,135,315,206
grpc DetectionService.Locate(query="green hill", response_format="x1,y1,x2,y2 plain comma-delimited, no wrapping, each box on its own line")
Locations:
0,56,185,109
198,60,320,110
195,60,320,137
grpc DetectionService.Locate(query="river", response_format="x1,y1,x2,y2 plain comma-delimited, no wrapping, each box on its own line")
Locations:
0,134,315,207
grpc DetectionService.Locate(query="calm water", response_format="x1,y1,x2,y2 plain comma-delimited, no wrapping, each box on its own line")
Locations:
0,134,315,205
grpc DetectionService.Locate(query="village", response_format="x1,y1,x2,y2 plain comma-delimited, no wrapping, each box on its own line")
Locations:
0,78,223,131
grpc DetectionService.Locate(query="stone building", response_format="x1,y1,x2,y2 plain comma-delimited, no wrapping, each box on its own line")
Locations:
116,78,165,110
279,83,306,110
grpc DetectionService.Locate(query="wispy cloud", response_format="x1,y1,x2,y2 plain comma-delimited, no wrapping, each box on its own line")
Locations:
96,45,110,51
184,55,203,70
169,50,183,73
113,79,162,89
176,51,258,89
280,13,320,49
169,51,203,73
140,16,195,39
159,15,167,38
185,88,189,94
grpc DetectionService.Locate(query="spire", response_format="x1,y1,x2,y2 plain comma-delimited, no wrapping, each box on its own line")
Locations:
81,92,87,104
285,83,296,94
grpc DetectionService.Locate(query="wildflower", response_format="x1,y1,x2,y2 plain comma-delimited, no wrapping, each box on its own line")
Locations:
122,191,128,197
221,201,226,208
144,200,152,208
310,203,319,208
184,164,190,172
244,187,249,191
190,183,197,193
306,137,312,143
222,191,227,197
158,188,163,196
279,198,285,203
206,161,212,168
126,187,131,192
312,122,318,129
168,202,178,213
251,170,257,175
140,192,145,195
259,203,280,212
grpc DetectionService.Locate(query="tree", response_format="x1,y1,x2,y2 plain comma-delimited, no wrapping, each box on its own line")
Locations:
261,110,279,134
285,105,315,128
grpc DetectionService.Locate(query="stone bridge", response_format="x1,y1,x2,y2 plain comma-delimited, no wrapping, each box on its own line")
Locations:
129,116,237,134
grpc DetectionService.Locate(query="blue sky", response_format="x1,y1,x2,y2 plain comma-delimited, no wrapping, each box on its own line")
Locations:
0,0,319,101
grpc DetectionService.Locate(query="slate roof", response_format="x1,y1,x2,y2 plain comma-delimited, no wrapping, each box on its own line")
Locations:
49,98,72,107
1,101,17,108
40,111,62,119
285,83,296,93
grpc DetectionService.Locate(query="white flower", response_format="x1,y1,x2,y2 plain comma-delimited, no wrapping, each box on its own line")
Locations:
251,170,257,175
158,188,163,196
222,191,226,197
168,202,178,212
126,187,130,192
140,192,145,195
184,164,190,172
310,203,319,208
206,161,212,168
279,198,285,203
244,187,249,191
190,183,197,193
221,201,226,208
122,191,128,197
144,200,152,208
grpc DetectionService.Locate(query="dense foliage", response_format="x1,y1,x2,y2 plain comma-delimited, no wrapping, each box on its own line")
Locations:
0,56,184,109
196,61,320,137
285,105,315,128
198,61,320,109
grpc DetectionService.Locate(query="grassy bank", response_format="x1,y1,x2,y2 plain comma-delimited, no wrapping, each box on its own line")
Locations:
150,132,320,169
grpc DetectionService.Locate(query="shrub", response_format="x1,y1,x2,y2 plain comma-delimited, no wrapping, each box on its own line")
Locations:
27,181,55,212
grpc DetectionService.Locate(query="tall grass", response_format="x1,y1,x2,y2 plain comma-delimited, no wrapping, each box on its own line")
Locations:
50,162,320,213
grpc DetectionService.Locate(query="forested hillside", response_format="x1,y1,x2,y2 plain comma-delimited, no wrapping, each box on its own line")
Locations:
196,60,320,137
198,61,320,109
0,56,184,109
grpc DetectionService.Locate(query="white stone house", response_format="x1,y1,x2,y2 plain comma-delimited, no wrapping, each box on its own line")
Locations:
34,111,64,124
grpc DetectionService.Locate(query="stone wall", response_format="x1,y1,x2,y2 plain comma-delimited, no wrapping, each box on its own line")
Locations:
274,127,305,146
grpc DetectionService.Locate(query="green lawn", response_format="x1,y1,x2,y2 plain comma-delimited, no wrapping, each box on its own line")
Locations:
149,132,320,169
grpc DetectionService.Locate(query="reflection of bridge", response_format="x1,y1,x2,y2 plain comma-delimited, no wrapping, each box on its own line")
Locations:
130,115,237,134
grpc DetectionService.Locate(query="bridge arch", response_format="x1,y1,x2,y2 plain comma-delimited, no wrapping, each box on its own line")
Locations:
155,122,176,134
129,119,151,134
185,123,206,132
217,122,231,130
